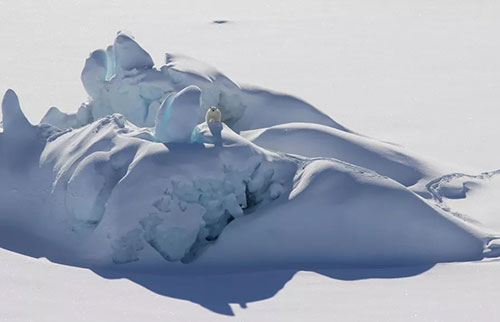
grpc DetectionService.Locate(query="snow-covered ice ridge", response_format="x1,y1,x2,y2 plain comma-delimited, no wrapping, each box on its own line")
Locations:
0,32,498,269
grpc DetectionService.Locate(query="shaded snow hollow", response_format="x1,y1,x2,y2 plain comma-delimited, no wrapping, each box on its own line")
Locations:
0,32,497,269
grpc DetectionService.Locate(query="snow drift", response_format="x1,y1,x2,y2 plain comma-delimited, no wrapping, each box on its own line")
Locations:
0,32,497,270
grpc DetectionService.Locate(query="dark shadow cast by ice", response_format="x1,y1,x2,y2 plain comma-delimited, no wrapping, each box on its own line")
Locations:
0,225,436,316
90,262,435,316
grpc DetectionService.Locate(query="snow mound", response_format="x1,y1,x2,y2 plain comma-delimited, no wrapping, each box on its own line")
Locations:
241,122,440,187
41,105,91,130
195,160,484,268
1,33,498,269
113,31,154,73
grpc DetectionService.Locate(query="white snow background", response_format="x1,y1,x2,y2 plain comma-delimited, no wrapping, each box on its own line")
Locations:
1,0,500,321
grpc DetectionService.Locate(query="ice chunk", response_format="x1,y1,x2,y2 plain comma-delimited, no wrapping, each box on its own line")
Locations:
105,45,116,79
81,49,108,98
241,122,432,187
164,53,246,124
223,193,244,217
111,229,145,264
269,182,283,200
65,33,344,135
154,85,202,143
113,32,154,73
190,121,223,146
42,106,78,129
65,152,115,230
246,164,275,206
153,195,173,212
41,103,93,130
75,103,93,126
76,33,171,128
1,89,32,134
140,202,205,261
190,121,258,148
138,155,278,263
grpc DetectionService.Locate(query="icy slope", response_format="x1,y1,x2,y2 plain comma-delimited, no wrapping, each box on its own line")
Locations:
0,33,496,269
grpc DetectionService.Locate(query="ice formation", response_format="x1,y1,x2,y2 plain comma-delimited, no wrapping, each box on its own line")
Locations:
43,32,346,133
154,85,202,143
1,32,499,269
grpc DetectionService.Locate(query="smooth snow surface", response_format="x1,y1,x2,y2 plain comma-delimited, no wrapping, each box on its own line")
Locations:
2,247,500,321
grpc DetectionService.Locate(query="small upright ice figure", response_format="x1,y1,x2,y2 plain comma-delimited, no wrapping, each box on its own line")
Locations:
154,85,202,143
205,106,222,123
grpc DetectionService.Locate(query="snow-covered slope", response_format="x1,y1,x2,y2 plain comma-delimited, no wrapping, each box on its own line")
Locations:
0,33,497,272
196,159,484,268
426,170,500,237
241,122,442,188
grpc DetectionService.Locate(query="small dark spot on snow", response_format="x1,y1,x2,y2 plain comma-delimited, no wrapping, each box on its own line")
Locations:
212,20,230,24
